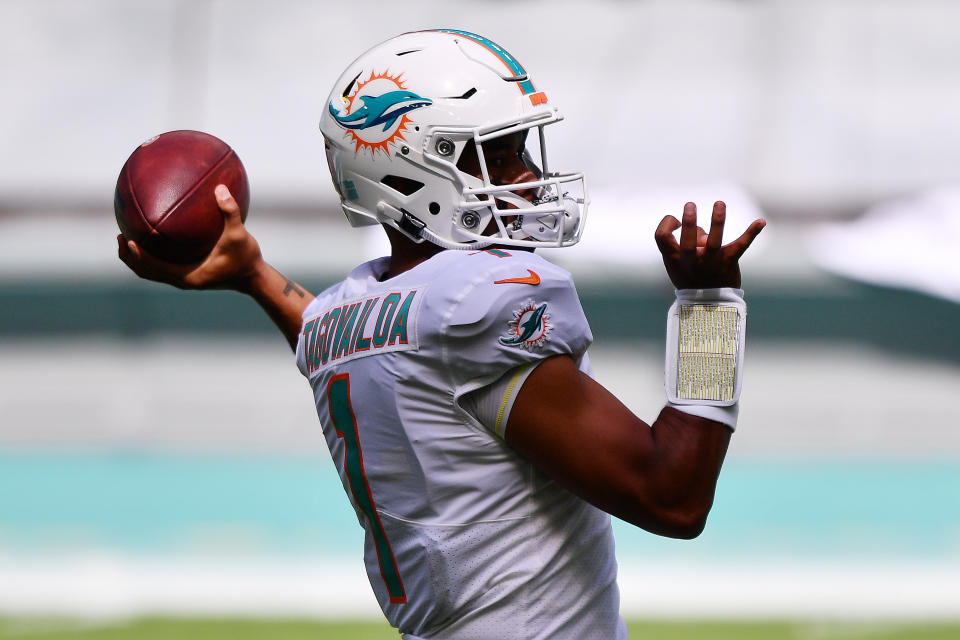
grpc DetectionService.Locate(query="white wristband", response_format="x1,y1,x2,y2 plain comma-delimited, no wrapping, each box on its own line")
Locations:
664,287,746,430
667,401,740,430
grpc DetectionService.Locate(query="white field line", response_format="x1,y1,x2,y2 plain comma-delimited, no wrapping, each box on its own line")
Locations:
1,555,958,620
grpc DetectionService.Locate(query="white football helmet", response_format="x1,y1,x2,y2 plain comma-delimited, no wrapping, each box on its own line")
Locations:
319,29,588,249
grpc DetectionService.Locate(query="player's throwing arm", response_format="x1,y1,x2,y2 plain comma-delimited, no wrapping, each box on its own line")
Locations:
117,183,314,349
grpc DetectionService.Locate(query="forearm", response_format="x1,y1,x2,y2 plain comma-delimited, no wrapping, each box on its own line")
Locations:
507,356,731,538
644,406,732,537
240,260,314,350
585,405,731,539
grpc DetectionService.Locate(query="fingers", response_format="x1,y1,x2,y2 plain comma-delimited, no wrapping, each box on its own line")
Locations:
656,201,766,289
696,226,708,247
654,214,681,254
679,202,698,252
655,205,711,260
727,217,767,259
705,201,725,251
117,234,143,270
116,234,191,287
118,234,151,280
117,234,133,267
215,184,243,226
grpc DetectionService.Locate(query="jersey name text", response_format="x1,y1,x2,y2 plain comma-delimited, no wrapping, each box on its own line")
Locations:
302,287,423,374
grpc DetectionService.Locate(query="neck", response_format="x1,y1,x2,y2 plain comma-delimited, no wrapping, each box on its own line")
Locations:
382,225,444,279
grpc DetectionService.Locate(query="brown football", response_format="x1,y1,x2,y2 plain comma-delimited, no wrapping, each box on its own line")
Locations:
114,130,249,264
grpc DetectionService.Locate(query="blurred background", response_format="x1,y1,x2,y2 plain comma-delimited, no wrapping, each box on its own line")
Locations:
2,0,959,631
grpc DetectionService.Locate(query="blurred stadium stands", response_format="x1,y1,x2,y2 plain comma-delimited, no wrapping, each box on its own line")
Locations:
3,0,960,215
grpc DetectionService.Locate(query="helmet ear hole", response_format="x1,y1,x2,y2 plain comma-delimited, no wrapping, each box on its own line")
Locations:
381,175,425,196
429,202,441,215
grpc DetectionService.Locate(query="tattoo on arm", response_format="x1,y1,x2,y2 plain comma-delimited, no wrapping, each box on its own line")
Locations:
282,278,306,298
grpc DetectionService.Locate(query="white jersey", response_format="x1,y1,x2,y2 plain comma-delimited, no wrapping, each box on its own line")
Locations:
296,249,626,639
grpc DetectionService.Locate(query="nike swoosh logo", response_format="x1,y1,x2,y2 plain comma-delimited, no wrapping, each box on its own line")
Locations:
494,269,541,286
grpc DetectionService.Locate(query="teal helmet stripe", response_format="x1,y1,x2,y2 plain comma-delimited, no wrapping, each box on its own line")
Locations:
427,29,537,95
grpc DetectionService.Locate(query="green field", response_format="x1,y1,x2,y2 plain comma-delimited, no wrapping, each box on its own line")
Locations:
2,618,958,639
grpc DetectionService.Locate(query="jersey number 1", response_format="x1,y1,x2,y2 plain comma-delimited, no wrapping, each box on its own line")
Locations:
327,373,407,604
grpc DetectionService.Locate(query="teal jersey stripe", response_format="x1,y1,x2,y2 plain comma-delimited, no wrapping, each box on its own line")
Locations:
428,29,537,95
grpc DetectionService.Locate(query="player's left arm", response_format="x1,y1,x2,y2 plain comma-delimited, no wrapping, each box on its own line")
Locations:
118,185,313,350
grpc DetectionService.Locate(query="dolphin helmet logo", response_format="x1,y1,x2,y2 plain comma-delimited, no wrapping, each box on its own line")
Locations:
500,301,551,349
329,91,432,132
329,70,432,156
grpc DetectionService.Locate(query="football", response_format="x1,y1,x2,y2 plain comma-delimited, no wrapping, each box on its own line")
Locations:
114,130,249,264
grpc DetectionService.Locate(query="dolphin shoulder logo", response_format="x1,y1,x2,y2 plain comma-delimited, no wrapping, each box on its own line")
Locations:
499,300,551,350
329,70,432,156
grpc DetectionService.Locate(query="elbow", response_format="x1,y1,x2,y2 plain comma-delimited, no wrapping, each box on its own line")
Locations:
659,508,709,539
620,487,715,540
638,498,711,539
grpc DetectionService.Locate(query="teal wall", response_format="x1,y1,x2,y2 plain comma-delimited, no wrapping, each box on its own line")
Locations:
3,279,957,362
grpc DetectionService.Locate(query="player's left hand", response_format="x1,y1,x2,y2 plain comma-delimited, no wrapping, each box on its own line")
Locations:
118,185,264,292
654,201,766,289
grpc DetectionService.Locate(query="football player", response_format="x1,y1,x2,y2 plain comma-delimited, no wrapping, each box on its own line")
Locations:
119,29,765,640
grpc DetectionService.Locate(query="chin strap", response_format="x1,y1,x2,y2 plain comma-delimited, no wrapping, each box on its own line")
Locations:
419,226,494,251
377,199,577,251
378,202,431,245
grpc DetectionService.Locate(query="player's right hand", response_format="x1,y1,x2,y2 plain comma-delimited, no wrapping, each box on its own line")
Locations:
654,201,765,290
118,185,265,292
